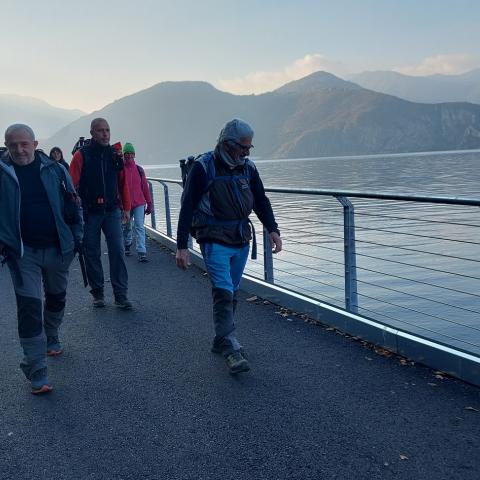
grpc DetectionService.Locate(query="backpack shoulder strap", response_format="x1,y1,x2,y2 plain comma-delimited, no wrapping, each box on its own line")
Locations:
196,152,216,188
243,158,256,179
77,146,91,197
137,165,144,177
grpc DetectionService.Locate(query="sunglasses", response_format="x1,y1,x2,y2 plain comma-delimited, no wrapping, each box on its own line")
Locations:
230,140,254,150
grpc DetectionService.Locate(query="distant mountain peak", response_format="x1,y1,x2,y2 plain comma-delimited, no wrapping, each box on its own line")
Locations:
0,93,85,115
145,80,219,94
274,71,362,95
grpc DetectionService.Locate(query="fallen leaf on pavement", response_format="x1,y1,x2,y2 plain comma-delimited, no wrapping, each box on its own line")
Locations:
374,347,393,357
464,406,479,412
246,296,258,302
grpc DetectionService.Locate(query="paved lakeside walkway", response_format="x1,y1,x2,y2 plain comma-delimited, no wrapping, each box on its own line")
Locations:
0,237,479,480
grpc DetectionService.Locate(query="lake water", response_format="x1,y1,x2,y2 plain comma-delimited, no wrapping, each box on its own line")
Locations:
145,150,480,356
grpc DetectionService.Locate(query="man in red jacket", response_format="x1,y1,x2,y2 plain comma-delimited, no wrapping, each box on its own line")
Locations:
121,142,153,262
70,118,133,309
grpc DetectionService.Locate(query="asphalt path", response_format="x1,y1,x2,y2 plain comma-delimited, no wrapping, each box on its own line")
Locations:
0,238,479,480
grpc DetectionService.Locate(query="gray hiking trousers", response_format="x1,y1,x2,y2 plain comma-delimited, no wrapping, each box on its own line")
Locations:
7,246,74,379
83,208,128,298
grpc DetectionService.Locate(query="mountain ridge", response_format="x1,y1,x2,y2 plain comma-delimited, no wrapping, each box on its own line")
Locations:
351,69,480,104
45,71,480,163
0,94,85,140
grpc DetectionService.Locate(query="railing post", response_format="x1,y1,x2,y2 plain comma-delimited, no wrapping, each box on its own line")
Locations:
147,181,156,230
159,181,172,238
263,227,274,284
335,196,358,314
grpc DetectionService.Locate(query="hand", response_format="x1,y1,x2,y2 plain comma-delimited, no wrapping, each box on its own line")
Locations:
269,231,282,254
175,248,191,270
145,204,152,215
122,210,130,224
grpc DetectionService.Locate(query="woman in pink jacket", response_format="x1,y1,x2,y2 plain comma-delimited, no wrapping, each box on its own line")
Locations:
122,143,153,262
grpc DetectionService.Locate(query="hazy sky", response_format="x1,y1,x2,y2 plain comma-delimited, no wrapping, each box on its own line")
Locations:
2,0,479,112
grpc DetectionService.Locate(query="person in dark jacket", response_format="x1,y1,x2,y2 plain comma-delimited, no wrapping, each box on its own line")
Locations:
176,118,282,374
69,118,132,309
1,124,83,394
49,146,70,171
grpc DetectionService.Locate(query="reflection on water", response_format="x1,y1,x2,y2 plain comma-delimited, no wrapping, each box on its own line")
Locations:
147,151,480,355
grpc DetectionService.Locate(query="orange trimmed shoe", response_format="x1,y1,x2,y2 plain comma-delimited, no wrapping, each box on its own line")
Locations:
47,336,63,356
30,368,53,395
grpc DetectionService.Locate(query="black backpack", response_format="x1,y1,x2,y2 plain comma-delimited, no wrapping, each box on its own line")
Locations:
179,155,197,187
71,137,90,155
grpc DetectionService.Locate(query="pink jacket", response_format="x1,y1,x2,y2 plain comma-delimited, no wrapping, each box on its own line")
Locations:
124,159,152,210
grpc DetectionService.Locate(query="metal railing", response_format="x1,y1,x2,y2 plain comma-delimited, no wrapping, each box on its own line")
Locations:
146,177,480,360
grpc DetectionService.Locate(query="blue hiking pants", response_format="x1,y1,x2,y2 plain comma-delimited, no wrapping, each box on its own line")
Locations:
200,242,249,353
122,205,146,254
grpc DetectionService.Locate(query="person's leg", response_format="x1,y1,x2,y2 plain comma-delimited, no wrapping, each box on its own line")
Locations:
83,213,105,300
201,243,235,345
223,243,250,348
102,209,130,307
42,248,74,355
122,211,133,255
132,205,147,259
8,247,51,392
201,243,249,373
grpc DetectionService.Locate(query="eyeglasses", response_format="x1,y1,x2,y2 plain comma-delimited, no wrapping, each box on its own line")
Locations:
230,140,254,150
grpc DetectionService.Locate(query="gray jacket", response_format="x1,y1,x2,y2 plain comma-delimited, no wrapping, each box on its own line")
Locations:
0,150,83,258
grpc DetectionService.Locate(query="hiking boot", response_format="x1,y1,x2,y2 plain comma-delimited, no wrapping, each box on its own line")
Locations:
211,339,247,358
114,296,133,310
225,351,250,374
92,295,105,308
125,244,132,256
138,253,148,263
30,368,53,395
47,336,63,356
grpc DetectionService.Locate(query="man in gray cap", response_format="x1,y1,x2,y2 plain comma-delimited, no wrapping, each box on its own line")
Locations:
176,118,282,374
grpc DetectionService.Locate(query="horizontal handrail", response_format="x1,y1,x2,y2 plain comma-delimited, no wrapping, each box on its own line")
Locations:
263,187,480,206
148,178,182,185
146,176,480,206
